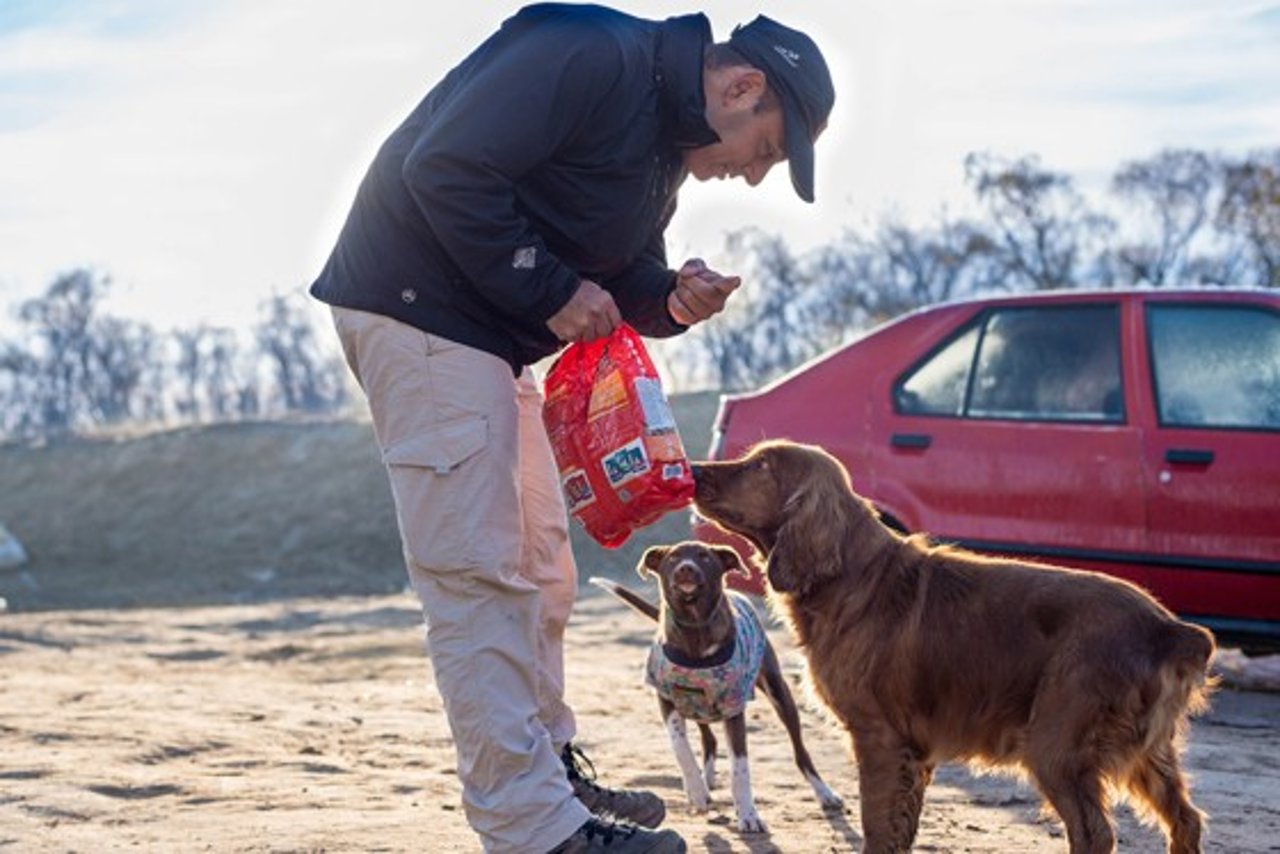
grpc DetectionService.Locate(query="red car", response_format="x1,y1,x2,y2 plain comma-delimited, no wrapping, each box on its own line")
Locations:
694,289,1280,651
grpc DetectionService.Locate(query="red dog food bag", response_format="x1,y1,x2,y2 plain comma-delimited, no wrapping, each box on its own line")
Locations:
542,324,695,548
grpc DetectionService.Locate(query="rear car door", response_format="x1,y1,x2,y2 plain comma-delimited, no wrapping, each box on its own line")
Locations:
1138,300,1280,636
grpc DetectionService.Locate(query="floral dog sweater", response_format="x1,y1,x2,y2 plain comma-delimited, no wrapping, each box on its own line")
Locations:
644,593,767,723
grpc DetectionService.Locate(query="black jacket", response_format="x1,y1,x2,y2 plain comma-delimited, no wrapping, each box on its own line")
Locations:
310,4,718,372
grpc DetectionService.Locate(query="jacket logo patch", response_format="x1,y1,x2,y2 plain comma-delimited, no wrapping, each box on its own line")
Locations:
513,246,537,269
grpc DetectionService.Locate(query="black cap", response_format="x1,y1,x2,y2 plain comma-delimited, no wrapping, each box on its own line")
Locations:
727,15,834,203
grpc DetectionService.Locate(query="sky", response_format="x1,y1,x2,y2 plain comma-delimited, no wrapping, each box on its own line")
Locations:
0,0,1277,335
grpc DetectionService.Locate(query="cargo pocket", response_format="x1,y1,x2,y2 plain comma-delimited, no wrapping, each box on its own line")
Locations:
382,415,490,571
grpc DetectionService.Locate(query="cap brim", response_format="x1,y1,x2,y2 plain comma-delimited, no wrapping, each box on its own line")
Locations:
784,105,815,203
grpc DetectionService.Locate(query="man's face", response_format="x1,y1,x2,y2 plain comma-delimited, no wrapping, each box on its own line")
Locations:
684,87,787,190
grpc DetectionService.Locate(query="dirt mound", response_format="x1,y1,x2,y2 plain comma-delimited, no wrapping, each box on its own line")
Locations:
0,393,720,612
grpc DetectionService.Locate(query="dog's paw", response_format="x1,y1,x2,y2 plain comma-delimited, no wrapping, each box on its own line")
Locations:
819,790,845,811
808,774,844,810
735,808,767,834
683,779,711,813
703,757,717,791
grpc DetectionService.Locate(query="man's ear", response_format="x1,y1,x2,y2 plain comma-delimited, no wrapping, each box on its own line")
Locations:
722,66,767,107
638,546,669,579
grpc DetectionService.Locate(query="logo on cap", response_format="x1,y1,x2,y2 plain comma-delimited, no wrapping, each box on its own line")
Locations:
772,45,801,68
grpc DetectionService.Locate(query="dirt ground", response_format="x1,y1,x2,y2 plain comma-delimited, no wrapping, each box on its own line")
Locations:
1,410,1278,852
2,591,1278,853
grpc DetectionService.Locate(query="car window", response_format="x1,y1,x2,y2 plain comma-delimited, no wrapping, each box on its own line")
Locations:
1148,304,1280,429
896,304,1123,422
895,323,980,415
968,306,1123,422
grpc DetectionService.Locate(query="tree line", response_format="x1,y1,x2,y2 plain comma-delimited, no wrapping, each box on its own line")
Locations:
0,275,348,439
654,146,1280,392
1,147,1276,439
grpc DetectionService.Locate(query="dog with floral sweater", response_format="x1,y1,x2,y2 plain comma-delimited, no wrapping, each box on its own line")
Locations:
593,541,842,833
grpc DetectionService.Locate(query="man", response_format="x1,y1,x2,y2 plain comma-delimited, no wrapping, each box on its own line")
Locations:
310,5,833,852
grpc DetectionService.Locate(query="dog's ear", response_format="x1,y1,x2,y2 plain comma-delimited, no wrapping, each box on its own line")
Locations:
638,545,669,579
766,477,850,596
710,545,748,579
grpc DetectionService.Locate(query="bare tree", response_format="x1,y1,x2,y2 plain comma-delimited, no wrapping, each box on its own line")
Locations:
84,316,158,425
726,229,816,374
204,327,247,420
0,270,168,434
172,327,208,421
965,152,1113,290
809,232,877,315
170,325,250,422
14,269,107,433
1217,149,1280,288
1110,149,1215,286
869,215,999,314
255,293,348,413
0,343,41,438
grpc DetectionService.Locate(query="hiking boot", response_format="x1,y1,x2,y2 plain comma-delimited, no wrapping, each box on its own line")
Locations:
562,743,666,828
548,817,686,853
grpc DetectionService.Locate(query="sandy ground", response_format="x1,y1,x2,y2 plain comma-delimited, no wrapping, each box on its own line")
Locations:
2,589,1278,853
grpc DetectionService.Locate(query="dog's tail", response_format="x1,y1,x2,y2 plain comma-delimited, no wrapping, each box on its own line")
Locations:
1144,621,1217,753
589,577,659,622
1167,621,1217,715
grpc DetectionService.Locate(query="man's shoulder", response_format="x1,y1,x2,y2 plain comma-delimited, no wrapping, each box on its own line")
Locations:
497,4,660,96
507,3,655,39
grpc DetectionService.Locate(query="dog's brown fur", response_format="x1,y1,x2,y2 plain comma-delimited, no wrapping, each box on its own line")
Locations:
692,440,1215,854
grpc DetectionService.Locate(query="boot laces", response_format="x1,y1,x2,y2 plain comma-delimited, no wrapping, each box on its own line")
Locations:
581,817,637,844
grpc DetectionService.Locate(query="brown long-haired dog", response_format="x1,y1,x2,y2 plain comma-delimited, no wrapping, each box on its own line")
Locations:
692,440,1215,854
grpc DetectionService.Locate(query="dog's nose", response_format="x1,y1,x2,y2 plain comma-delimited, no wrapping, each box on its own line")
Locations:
689,462,704,482
673,562,703,587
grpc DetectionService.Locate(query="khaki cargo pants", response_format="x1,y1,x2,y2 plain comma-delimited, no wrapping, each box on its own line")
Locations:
332,307,590,853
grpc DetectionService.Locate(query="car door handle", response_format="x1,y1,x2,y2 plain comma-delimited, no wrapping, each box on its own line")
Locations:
891,433,932,450
1165,448,1214,466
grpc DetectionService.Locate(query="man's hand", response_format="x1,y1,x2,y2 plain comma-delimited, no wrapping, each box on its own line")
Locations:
668,258,741,326
546,279,622,343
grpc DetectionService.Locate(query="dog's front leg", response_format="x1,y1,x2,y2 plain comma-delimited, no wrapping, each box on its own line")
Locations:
724,713,766,833
852,727,930,853
661,698,710,812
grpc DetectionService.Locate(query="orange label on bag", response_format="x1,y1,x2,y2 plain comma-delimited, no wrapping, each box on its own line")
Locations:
587,367,628,421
